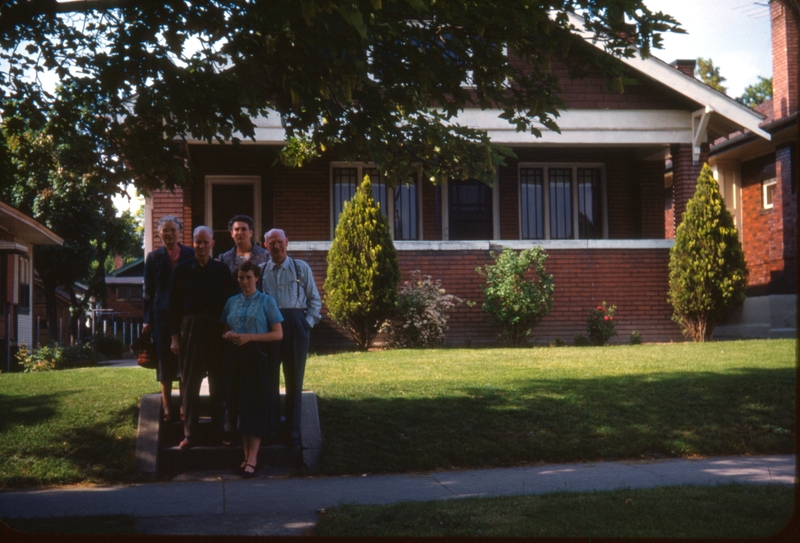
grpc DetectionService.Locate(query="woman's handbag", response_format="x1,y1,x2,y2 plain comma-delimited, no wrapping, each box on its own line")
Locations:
132,333,158,370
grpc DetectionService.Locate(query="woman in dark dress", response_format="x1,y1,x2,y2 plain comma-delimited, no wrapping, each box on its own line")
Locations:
142,215,195,421
220,260,283,478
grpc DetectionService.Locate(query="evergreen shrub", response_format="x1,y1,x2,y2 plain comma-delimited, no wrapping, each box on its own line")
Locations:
325,175,401,350
668,164,748,341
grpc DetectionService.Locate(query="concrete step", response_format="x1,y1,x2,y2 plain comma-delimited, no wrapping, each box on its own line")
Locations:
135,391,321,477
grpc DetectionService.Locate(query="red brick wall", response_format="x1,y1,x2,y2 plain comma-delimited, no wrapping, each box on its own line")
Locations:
741,148,797,296
272,156,330,240
105,290,145,321
772,1,799,120
151,188,192,247
292,246,682,348
670,143,709,231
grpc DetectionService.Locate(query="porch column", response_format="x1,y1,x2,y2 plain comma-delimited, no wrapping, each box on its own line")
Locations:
670,142,709,231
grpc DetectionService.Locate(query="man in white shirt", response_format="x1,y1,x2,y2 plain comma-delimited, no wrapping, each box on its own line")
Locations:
260,228,322,447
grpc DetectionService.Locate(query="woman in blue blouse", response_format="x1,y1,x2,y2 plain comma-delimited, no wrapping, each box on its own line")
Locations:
220,260,283,478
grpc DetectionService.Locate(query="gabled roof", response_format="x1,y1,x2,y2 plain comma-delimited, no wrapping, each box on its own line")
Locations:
565,12,770,142
0,200,63,247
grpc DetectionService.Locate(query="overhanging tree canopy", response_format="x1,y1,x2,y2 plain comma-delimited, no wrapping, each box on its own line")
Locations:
0,0,682,193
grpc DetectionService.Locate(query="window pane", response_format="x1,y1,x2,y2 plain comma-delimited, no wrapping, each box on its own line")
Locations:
129,286,143,301
520,168,544,239
449,180,492,240
549,168,573,239
577,168,602,239
333,168,358,230
394,182,418,240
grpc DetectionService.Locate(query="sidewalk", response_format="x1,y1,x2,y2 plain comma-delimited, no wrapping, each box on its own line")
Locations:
0,455,794,536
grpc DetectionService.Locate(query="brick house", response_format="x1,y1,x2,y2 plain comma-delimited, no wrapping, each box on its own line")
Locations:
710,1,798,339
101,257,145,342
0,200,62,370
145,13,770,347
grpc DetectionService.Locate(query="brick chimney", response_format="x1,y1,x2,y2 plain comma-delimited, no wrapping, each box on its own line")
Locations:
670,59,697,78
771,1,798,120
114,254,124,270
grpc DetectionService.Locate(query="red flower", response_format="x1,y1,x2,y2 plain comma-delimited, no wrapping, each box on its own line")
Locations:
609,316,613,321
603,315,609,321
597,306,604,311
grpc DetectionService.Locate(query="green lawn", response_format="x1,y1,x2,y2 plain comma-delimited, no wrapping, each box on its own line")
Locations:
0,339,794,489
308,340,795,475
313,483,794,538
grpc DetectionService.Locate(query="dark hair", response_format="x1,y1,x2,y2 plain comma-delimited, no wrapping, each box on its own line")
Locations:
235,259,262,279
228,215,254,231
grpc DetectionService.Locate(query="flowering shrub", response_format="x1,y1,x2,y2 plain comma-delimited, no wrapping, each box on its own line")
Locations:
629,330,643,345
16,339,105,372
477,246,554,347
17,343,62,372
383,271,463,348
587,302,618,346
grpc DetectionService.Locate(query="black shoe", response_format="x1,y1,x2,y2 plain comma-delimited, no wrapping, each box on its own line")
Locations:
242,464,256,479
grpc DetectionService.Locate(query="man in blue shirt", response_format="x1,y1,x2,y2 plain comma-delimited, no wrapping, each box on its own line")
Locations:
260,228,321,448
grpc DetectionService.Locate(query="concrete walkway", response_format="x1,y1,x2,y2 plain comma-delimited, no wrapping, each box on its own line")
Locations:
0,455,794,536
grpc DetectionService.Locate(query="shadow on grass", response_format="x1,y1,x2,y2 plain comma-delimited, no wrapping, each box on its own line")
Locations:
0,392,62,431
0,393,142,488
317,367,795,476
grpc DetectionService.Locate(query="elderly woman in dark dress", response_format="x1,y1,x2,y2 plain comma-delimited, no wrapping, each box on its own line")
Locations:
142,215,195,421
220,260,283,478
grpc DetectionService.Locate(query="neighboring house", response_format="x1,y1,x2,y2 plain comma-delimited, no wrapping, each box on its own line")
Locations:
0,200,63,371
101,257,145,342
709,1,798,339
32,272,74,347
146,13,771,347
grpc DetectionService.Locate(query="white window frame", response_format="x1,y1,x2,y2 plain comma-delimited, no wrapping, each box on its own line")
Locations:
204,175,262,242
518,162,608,240
330,162,422,240
763,177,777,209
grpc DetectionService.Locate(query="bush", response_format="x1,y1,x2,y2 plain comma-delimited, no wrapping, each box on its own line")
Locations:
573,334,591,346
325,175,401,350
87,333,125,359
61,342,103,368
587,302,617,346
17,343,62,372
383,271,463,348
668,164,748,342
477,246,554,347
630,330,643,345
550,338,565,347
16,340,106,372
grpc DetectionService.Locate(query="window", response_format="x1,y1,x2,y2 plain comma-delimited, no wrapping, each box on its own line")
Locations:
519,164,605,240
763,178,777,209
18,256,30,315
116,286,142,301
448,179,493,240
332,164,419,240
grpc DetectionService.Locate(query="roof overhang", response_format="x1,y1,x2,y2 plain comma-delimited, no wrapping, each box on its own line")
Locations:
564,12,771,143
0,201,63,246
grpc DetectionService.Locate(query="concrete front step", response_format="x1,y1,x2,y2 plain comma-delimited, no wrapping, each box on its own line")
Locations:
135,390,321,477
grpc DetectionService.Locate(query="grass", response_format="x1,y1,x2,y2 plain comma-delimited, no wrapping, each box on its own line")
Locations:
2,484,792,537
313,483,795,538
0,367,158,488
0,339,794,489
308,339,795,475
